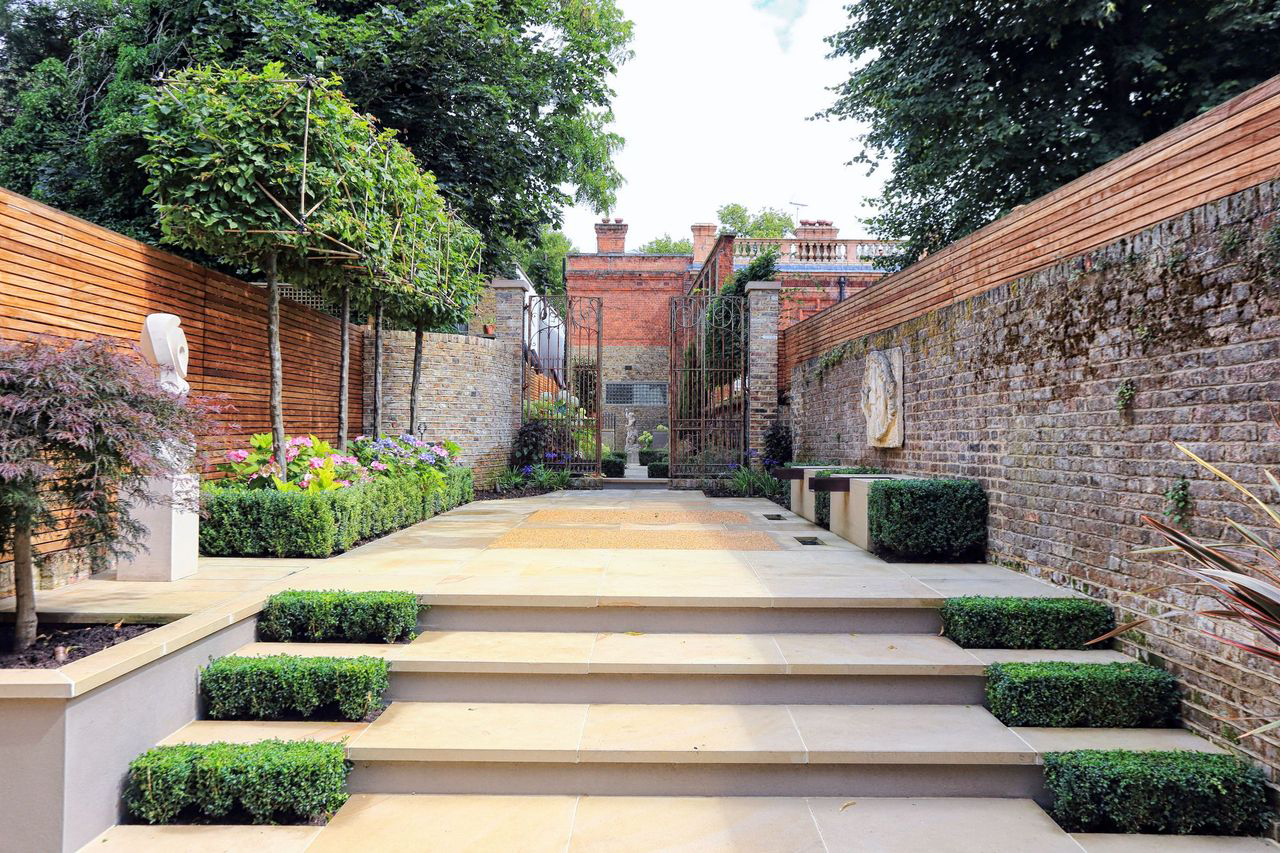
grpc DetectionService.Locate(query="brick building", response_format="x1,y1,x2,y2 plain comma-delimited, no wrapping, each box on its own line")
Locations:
565,217,894,435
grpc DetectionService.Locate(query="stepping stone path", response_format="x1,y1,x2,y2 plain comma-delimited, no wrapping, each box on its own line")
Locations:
89,491,1278,852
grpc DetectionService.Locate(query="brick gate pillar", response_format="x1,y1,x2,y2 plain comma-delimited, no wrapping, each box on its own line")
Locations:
745,280,781,469
489,278,533,438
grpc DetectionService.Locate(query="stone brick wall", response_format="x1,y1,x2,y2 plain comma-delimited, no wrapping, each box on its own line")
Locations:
362,329,519,484
747,283,781,468
789,179,1280,780
601,344,669,435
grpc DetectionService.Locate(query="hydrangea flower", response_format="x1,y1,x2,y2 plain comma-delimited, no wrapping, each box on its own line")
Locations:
308,457,326,470
225,448,249,463
370,460,388,471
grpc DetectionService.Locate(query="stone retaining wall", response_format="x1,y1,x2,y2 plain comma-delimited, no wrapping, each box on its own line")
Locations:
789,180,1280,780
363,330,518,484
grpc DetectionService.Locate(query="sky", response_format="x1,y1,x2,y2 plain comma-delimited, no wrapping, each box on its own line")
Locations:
559,0,888,252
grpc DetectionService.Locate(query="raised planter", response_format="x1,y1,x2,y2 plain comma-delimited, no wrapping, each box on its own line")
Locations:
769,467,836,524
819,474,903,549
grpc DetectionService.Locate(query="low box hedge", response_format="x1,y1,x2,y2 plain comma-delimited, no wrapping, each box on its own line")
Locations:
639,449,666,466
986,661,1179,727
125,740,349,825
1044,749,1272,835
867,478,987,560
200,466,473,558
601,455,626,477
258,590,420,643
647,462,669,478
202,654,389,721
812,466,882,528
941,596,1115,650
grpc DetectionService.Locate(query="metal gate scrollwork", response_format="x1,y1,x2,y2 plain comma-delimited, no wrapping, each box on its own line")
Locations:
669,293,748,479
522,295,604,476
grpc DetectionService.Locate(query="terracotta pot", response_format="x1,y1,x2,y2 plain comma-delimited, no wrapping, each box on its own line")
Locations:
483,323,496,336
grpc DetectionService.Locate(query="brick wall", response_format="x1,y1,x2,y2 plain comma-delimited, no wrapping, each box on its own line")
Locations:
789,180,1280,780
362,330,519,484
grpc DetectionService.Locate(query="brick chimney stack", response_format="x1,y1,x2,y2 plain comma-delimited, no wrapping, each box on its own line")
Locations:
595,217,628,253
691,223,718,264
794,219,840,240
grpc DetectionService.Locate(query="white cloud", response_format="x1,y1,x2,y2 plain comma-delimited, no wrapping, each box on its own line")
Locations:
560,0,887,252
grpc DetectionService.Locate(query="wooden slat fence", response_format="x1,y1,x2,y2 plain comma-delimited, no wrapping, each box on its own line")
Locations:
780,74,1280,390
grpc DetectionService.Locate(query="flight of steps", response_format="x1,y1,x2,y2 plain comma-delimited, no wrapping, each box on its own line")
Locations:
129,595,1276,852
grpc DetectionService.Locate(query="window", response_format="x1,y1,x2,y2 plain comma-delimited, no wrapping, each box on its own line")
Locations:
605,381,668,406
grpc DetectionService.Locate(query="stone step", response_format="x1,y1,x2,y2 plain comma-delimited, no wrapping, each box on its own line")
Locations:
329,701,1221,799
230,636,1131,705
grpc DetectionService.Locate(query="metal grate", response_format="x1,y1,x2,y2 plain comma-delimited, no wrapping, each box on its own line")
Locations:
764,513,785,521
605,381,668,406
794,536,824,546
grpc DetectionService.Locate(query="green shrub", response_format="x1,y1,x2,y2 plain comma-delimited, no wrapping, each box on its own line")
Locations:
647,462,669,478
200,467,473,557
601,455,626,477
867,478,986,559
986,662,1179,727
258,590,420,643
202,655,390,721
1044,750,1271,835
639,449,667,466
941,596,1115,649
812,466,882,528
125,740,349,824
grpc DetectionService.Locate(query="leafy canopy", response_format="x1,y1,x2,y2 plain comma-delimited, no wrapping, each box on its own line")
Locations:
637,233,693,254
717,203,794,237
0,0,633,268
820,0,1280,266
517,227,578,295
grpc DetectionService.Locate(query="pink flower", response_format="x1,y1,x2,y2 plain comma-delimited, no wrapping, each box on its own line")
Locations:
370,460,388,471
289,435,313,448
226,448,249,463
308,457,325,470
431,444,447,457
300,473,313,487
337,479,351,487
285,446,300,461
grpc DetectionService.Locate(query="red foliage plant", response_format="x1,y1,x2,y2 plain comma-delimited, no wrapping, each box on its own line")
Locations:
0,336,228,651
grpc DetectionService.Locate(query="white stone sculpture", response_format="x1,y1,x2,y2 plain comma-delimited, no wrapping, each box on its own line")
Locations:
139,313,191,394
624,410,640,465
860,347,904,448
115,313,198,581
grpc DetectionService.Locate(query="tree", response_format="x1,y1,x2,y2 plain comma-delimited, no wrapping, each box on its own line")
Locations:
637,233,692,254
0,337,219,651
821,0,1280,266
0,0,633,268
518,228,577,295
139,65,379,458
716,203,794,237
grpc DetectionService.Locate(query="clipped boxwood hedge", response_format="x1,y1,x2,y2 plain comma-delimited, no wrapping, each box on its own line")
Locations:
639,449,667,466
867,478,986,560
202,654,390,721
647,462,669,478
125,740,349,825
1044,749,1272,835
601,454,626,477
812,466,882,528
258,590,420,643
986,661,1179,727
200,466,473,558
941,596,1115,650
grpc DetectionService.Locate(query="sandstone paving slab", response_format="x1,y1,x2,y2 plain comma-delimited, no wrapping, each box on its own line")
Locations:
810,797,1082,852
790,704,1038,764
969,648,1134,666
306,794,577,853
83,824,320,852
568,795,825,852
1010,727,1227,755
597,572,774,607
1072,834,1280,851
347,701,589,762
577,703,807,764
917,575,1081,599
491,528,782,551
401,630,599,673
758,576,943,608
773,633,986,675
159,719,367,745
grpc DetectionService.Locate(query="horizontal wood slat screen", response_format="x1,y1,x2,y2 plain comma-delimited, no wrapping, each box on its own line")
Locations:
779,74,1280,391
0,186,365,467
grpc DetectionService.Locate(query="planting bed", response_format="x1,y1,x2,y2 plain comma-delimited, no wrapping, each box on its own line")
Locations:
0,622,159,669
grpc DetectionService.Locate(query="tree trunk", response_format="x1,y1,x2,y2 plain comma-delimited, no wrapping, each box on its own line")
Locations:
372,300,384,437
410,319,424,437
12,523,36,652
338,284,351,449
265,252,286,461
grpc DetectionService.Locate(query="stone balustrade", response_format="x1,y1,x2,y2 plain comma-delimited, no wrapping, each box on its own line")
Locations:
733,236,897,264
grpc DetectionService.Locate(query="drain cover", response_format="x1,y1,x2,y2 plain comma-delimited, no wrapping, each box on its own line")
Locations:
794,536,824,546
764,513,785,520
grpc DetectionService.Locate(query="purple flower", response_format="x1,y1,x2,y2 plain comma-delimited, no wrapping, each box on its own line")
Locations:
521,465,533,476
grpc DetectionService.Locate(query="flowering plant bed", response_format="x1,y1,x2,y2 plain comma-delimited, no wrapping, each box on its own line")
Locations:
201,433,472,557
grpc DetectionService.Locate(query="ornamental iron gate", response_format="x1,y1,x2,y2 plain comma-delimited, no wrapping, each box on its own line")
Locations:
522,295,604,476
669,293,749,479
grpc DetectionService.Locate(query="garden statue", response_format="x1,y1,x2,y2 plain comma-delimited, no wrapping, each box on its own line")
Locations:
861,347,904,448
115,313,199,581
624,409,640,465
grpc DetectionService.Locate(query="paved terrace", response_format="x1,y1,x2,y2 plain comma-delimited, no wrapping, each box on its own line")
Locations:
5,490,1273,852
